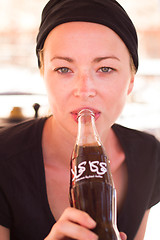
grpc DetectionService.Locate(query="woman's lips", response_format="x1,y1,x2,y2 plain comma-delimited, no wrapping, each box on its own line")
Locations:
71,108,101,122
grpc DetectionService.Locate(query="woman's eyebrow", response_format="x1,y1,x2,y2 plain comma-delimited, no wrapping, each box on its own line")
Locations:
51,56,74,62
92,56,120,63
50,55,120,63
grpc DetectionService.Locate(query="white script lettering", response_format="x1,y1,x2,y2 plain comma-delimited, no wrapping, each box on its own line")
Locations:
71,161,107,181
71,161,87,181
89,161,107,175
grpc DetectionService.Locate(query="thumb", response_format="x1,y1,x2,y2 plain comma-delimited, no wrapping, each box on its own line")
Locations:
120,232,127,240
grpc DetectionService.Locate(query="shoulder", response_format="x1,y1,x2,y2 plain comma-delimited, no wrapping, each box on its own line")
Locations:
0,117,47,162
112,123,159,148
112,124,160,169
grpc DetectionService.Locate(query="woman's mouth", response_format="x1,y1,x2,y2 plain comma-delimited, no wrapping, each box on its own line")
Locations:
71,108,101,122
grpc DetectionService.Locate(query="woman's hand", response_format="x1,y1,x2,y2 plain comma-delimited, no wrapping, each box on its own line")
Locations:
44,207,98,240
44,207,127,240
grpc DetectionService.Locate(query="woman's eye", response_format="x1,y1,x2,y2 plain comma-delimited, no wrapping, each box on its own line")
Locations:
98,67,113,73
54,67,72,74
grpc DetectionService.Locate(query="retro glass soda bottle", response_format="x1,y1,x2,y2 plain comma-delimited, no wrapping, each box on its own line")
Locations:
70,109,121,240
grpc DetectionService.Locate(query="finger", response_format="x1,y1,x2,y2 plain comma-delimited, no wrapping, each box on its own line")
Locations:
120,232,127,240
60,207,97,229
52,219,98,240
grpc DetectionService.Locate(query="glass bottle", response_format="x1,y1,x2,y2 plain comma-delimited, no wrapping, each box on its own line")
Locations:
70,109,121,240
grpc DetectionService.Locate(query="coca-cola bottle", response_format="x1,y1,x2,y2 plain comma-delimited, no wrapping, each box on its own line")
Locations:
70,109,121,240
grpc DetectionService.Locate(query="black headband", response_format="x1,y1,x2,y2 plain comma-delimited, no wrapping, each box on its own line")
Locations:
36,0,138,71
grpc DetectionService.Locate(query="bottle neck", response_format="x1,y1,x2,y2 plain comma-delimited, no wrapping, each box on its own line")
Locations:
76,109,101,146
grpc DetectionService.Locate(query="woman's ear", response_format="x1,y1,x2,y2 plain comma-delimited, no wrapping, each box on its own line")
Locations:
127,75,135,95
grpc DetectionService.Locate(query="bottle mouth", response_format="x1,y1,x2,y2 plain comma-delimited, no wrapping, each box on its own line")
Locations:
77,109,95,119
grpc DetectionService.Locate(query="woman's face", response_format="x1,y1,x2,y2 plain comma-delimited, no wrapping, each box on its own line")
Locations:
42,22,134,137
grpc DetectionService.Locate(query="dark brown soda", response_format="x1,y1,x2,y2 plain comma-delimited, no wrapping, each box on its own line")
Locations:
70,145,120,240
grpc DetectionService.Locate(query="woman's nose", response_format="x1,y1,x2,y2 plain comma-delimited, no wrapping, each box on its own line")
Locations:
73,73,97,98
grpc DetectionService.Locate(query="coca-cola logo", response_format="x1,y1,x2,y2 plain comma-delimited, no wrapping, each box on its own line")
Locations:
71,161,107,182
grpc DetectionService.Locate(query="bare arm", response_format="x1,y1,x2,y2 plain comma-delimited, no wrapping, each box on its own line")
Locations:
134,209,150,240
0,226,10,240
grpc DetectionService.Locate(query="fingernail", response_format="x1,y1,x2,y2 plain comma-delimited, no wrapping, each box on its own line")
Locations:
89,218,97,227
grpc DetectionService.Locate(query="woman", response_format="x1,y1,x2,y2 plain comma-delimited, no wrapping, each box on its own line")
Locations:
0,0,160,239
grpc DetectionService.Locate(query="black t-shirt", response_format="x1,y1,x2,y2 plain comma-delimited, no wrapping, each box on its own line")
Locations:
0,118,160,240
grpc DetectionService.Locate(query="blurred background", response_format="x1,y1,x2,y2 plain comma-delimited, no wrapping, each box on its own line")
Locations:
0,0,160,239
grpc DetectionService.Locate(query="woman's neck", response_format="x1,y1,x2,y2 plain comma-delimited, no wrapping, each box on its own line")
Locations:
42,116,76,168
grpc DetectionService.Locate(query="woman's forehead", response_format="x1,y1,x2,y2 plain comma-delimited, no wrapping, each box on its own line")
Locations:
45,22,126,44
44,21,124,44
43,22,130,64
